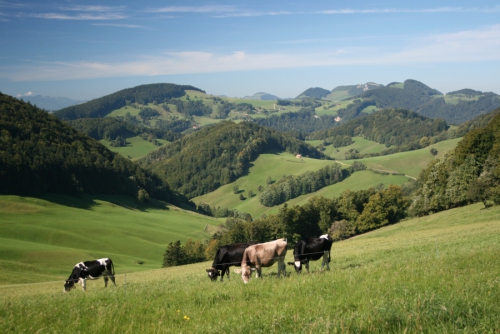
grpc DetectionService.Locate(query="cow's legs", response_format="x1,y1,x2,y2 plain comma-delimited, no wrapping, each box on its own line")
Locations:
323,251,331,270
104,270,116,287
305,260,310,273
277,259,286,278
80,278,87,291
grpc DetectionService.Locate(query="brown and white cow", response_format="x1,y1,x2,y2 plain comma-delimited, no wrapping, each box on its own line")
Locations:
234,238,287,283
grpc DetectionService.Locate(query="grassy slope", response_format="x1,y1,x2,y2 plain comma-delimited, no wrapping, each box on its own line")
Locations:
350,137,462,178
99,136,169,160
194,138,460,217
0,195,215,284
193,152,409,218
1,203,498,332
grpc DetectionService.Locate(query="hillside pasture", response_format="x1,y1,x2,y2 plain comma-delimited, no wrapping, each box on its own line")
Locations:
0,195,214,284
100,136,169,160
311,136,387,160
350,137,462,179
1,203,498,332
194,152,408,218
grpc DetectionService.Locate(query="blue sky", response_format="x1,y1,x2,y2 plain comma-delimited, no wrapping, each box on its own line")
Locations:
1,1,500,100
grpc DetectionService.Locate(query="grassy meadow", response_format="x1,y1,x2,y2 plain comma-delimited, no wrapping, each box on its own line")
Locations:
1,203,498,332
0,195,215,284
193,138,461,218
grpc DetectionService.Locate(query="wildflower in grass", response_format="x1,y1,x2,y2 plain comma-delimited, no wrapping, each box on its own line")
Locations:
183,315,190,321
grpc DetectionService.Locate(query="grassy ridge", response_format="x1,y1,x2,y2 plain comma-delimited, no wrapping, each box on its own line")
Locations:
1,203,498,332
0,195,214,284
194,138,460,218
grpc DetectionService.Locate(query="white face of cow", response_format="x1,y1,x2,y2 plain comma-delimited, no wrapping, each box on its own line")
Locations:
241,267,251,284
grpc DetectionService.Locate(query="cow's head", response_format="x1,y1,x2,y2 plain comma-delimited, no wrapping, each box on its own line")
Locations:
287,261,302,274
206,268,220,281
64,280,75,292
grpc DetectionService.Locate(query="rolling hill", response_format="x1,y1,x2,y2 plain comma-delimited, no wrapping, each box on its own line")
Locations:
0,194,215,283
137,121,327,198
0,92,192,207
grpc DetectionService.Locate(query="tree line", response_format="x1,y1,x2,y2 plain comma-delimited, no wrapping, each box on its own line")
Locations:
0,93,193,208
137,121,328,198
53,83,204,120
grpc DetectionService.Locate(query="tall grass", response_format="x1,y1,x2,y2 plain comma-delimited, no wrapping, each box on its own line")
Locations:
1,203,498,332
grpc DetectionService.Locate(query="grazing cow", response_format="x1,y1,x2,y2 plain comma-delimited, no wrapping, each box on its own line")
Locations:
287,234,333,274
234,238,287,284
206,242,257,281
64,258,116,292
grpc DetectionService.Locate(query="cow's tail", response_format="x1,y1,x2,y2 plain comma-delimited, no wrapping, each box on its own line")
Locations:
111,259,115,276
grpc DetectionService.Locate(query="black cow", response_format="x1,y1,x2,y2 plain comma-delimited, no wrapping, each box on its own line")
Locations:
64,258,116,292
206,242,257,281
287,234,333,274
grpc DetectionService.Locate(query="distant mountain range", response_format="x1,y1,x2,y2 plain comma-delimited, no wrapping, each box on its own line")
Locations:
243,92,281,100
17,95,85,111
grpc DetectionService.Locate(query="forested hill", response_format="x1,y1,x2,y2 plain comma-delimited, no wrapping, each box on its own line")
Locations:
358,79,500,124
308,108,449,149
137,121,327,198
412,107,500,215
66,118,183,142
0,92,192,207
53,83,204,120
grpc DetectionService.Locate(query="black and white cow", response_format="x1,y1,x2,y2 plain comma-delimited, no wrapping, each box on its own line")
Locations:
287,234,333,274
64,258,116,292
206,242,257,281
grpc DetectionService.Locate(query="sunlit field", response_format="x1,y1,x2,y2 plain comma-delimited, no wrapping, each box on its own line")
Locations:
1,203,498,332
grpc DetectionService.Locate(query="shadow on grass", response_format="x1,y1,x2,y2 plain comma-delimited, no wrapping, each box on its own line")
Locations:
42,193,169,212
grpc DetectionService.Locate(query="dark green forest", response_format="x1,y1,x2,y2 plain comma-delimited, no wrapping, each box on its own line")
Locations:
137,121,328,198
350,79,500,124
252,108,339,138
308,108,450,153
411,108,500,215
66,118,182,142
297,87,331,99
53,83,204,120
0,92,193,207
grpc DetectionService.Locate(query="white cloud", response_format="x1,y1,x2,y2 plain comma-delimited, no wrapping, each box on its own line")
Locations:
31,12,126,20
91,23,152,30
17,91,33,97
148,5,237,13
3,25,500,82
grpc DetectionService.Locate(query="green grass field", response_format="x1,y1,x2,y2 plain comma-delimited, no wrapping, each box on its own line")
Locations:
349,138,462,179
0,195,215,284
100,136,170,160
1,203,498,332
194,152,409,218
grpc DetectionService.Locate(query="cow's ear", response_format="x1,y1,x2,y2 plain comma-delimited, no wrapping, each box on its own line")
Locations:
233,269,242,274
206,269,211,272
287,262,294,266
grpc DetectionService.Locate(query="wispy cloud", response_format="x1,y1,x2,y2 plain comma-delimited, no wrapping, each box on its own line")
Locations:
92,23,152,30
147,5,237,13
17,91,33,97
61,5,127,12
317,7,500,15
3,25,500,82
31,12,126,20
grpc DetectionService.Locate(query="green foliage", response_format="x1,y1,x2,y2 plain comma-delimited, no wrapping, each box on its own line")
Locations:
297,87,331,99
0,93,191,207
137,121,326,198
53,83,203,120
309,108,449,156
258,163,348,206
411,108,500,215
67,117,182,143
253,108,339,137
162,239,207,267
